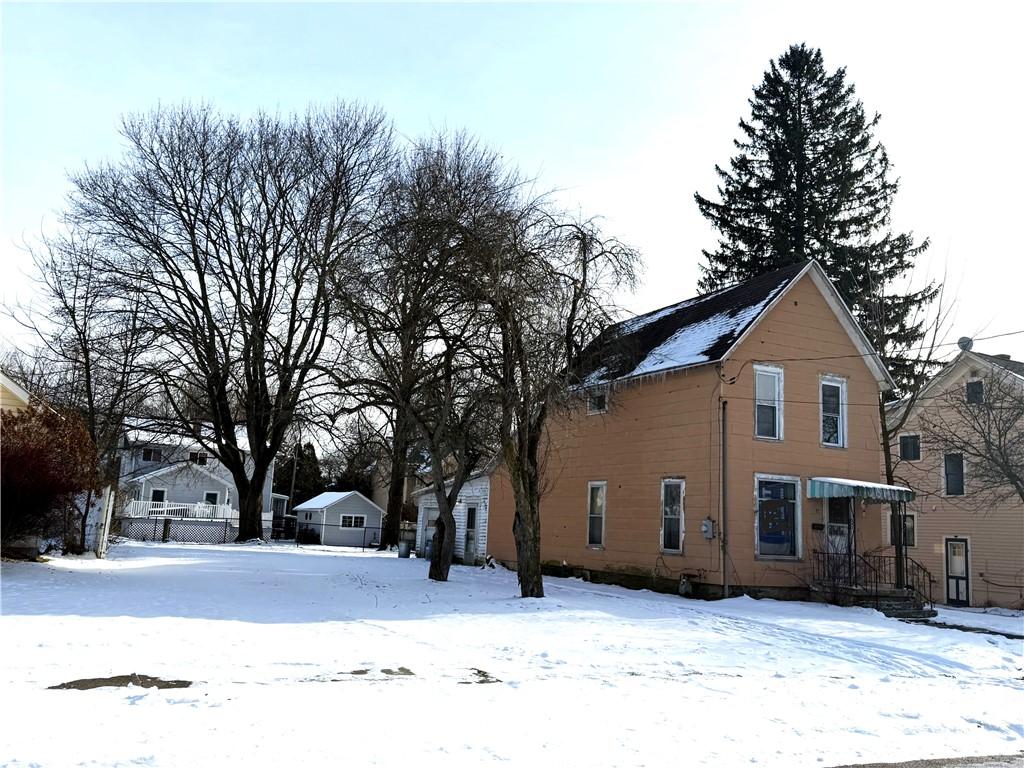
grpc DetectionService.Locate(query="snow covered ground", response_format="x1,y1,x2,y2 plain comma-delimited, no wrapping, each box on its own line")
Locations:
1,542,1022,768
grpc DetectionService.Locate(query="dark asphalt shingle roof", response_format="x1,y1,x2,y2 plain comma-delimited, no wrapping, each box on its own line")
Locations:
976,352,1024,379
579,261,809,385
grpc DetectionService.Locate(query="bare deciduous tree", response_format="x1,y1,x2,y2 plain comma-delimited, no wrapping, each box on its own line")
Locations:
472,215,640,598
10,230,152,552
67,103,394,539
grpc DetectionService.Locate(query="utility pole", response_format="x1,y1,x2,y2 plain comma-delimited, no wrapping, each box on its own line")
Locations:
287,441,299,513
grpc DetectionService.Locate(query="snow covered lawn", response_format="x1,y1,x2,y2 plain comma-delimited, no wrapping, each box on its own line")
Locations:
2,543,1022,767
933,606,1024,637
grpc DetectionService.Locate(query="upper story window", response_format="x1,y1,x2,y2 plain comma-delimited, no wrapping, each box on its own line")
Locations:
189,451,208,465
965,379,984,404
142,447,163,463
944,453,965,496
753,365,783,440
899,434,921,461
820,375,847,448
587,388,608,415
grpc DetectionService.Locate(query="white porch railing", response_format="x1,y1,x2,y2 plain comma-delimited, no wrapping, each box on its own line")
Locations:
122,500,237,520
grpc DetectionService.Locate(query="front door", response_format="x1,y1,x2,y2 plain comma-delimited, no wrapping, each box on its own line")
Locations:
945,538,970,606
824,498,854,583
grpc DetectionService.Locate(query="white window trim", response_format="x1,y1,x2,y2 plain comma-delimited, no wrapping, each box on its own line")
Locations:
897,432,922,462
587,481,607,549
942,452,966,497
753,473,802,560
819,374,848,448
586,386,609,415
753,364,784,440
660,478,685,553
203,490,220,505
887,509,918,548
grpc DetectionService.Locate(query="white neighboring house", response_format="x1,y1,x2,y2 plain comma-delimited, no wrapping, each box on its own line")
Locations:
414,461,497,565
118,422,275,540
293,491,385,547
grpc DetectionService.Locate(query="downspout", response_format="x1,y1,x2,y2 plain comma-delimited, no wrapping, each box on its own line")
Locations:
721,399,729,598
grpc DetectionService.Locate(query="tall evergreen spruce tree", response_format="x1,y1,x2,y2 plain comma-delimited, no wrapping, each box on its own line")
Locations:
695,43,935,391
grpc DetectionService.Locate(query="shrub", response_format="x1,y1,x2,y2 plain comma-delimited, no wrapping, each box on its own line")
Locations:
1,405,101,553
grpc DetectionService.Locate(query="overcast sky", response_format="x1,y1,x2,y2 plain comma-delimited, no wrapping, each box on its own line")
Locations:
2,1,1022,361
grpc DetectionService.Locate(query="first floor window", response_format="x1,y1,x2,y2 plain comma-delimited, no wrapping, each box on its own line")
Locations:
204,491,219,505
661,479,684,552
341,515,365,528
944,453,965,495
899,434,921,461
587,482,606,547
754,365,783,439
756,477,799,558
890,511,917,547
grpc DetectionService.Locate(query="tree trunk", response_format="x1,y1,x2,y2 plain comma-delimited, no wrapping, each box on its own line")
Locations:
381,422,409,548
235,478,265,542
77,488,94,554
510,461,544,598
428,505,457,581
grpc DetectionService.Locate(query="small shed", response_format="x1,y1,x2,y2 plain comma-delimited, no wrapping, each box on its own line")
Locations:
414,466,494,565
293,491,385,548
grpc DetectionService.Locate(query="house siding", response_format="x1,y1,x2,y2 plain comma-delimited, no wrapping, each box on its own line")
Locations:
882,359,1024,608
297,494,384,548
415,474,491,564
487,272,888,593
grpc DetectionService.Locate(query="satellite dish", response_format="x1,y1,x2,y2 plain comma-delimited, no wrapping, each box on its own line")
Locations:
957,336,974,352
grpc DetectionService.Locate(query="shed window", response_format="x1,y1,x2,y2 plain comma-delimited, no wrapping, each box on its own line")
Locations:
944,454,965,496
341,515,366,528
756,476,800,558
754,365,783,439
899,434,921,461
966,380,984,404
820,377,846,447
661,479,684,552
587,482,606,547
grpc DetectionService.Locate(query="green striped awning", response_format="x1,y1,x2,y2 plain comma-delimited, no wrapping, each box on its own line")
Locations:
807,477,915,503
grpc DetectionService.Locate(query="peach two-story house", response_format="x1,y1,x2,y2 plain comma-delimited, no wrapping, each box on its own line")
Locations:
487,261,927,605
883,350,1023,609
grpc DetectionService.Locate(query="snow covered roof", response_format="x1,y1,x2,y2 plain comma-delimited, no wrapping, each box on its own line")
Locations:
578,262,808,385
294,493,358,512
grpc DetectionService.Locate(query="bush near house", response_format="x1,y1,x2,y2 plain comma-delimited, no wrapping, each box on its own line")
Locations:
1,405,101,555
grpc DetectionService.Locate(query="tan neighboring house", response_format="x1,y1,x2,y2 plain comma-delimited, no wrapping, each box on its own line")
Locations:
487,261,929,610
884,350,1024,609
1,372,31,412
